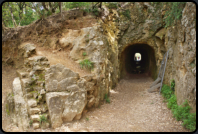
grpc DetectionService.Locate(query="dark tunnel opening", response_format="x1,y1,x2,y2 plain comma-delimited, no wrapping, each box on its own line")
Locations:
120,44,157,79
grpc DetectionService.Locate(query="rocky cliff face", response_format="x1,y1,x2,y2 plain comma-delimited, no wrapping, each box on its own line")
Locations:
101,2,196,112
163,2,196,112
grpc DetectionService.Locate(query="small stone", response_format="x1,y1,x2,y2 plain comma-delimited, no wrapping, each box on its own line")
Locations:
38,95,42,101
33,92,38,99
41,105,48,113
87,96,95,108
33,65,44,71
28,99,37,108
33,123,40,129
29,108,41,115
30,115,40,122
29,71,35,77
40,89,46,95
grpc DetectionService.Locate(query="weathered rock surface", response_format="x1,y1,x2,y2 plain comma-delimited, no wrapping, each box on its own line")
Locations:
28,99,37,108
12,77,29,131
32,123,40,129
18,43,36,58
45,63,80,92
28,107,41,115
46,90,87,128
62,90,87,122
30,114,40,122
24,56,49,69
46,92,69,128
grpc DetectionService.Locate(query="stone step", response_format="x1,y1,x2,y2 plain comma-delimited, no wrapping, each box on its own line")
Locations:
24,92,33,99
147,83,162,93
21,78,34,89
16,70,29,79
32,122,40,129
150,77,161,88
28,99,37,108
30,114,40,122
28,107,41,115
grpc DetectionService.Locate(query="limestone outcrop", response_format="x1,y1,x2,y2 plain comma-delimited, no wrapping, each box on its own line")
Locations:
6,43,102,130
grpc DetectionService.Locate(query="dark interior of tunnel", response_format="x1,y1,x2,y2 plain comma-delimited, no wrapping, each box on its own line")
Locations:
120,44,157,79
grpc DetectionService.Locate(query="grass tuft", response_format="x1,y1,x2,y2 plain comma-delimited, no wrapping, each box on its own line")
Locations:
161,84,196,132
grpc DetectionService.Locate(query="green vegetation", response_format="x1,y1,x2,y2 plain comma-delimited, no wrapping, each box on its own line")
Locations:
79,59,94,71
5,104,10,116
86,39,89,43
2,2,101,28
106,2,118,9
170,79,175,91
37,73,45,81
163,2,186,28
2,2,187,29
104,94,110,103
38,114,47,125
161,83,196,132
92,8,99,16
29,120,33,126
151,2,186,28
85,117,89,121
82,52,87,56
122,9,131,20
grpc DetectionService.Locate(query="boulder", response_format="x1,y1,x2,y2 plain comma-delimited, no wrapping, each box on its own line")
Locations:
62,90,87,122
13,77,23,96
12,78,29,131
46,92,70,128
46,90,87,128
45,64,80,92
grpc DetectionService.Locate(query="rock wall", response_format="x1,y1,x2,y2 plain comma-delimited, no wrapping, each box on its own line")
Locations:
163,2,196,112
100,2,196,112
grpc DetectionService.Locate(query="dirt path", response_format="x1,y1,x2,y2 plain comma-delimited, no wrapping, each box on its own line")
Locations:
2,65,189,132
50,74,188,132
36,46,91,77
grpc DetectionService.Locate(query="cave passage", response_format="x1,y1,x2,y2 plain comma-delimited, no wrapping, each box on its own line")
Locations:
120,44,157,79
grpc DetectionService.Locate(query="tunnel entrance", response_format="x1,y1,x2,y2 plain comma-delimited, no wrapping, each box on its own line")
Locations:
120,44,157,79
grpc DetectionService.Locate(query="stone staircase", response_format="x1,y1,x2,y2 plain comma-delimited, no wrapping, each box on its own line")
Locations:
10,43,51,129
7,43,100,130
16,55,50,129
